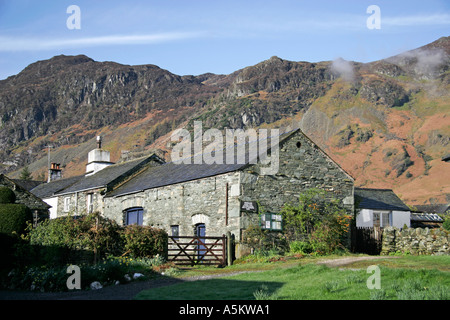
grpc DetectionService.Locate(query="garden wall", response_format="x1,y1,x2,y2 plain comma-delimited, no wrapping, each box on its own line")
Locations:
381,226,449,255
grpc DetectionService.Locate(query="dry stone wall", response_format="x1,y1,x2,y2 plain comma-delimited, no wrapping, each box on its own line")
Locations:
381,226,449,255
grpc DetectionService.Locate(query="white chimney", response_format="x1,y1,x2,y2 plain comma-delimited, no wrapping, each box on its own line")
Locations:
86,136,114,176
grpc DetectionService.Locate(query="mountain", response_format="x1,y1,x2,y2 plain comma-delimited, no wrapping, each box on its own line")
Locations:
0,36,449,205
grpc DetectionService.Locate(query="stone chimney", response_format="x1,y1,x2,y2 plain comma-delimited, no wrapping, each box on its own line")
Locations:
48,162,62,182
86,136,114,176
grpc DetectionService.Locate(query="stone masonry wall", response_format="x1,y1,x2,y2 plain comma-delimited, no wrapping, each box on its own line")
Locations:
381,226,449,255
241,130,354,225
104,171,241,239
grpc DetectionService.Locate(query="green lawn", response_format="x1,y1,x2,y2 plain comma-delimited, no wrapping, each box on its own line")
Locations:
134,255,450,300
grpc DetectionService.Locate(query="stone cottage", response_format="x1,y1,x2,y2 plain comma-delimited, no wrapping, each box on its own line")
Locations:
31,136,164,218
102,128,355,256
0,174,50,224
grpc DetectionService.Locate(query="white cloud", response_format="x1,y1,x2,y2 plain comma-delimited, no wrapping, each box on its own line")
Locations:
383,14,450,26
0,32,205,52
330,58,355,82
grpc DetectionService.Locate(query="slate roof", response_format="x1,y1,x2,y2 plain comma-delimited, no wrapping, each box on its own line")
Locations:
54,155,159,195
30,175,84,199
355,187,410,211
414,204,450,214
107,127,354,198
11,179,44,191
106,161,247,197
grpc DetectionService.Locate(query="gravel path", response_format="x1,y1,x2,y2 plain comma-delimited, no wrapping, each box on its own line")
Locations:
0,256,392,300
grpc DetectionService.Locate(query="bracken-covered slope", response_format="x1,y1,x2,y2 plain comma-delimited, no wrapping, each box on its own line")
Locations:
0,36,449,205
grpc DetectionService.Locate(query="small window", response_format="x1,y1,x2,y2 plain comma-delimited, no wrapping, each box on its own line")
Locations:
382,212,391,227
171,225,179,240
296,141,302,148
373,212,380,228
64,197,71,212
261,213,283,231
125,207,144,226
87,193,94,213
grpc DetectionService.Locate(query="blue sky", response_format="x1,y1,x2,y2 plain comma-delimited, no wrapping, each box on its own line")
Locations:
0,0,449,80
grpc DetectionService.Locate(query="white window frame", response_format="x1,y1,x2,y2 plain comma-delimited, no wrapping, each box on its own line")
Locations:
373,210,392,227
64,197,71,212
87,193,94,213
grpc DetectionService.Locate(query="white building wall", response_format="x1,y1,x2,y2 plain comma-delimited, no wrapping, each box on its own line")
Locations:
44,197,58,219
356,209,411,228
392,210,410,228
356,209,373,227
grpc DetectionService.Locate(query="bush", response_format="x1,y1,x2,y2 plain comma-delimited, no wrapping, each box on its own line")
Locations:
0,187,16,204
289,241,313,255
241,224,288,254
443,217,450,231
0,204,32,236
23,212,123,266
121,225,168,258
281,188,352,255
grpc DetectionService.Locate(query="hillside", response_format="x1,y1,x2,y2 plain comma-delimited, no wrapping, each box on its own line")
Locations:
0,37,449,205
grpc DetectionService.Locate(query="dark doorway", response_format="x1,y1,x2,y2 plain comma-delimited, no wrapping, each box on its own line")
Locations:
195,223,206,261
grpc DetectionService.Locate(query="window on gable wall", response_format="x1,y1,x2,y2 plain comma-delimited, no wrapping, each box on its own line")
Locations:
64,197,71,212
171,225,179,240
87,193,94,213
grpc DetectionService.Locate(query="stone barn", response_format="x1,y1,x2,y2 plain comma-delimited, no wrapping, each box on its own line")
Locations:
103,128,355,257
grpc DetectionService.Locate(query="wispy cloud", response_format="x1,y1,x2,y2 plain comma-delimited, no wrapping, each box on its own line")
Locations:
383,13,450,26
0,32,206,52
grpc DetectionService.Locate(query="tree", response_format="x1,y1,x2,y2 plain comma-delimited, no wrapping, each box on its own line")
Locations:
19,166,33,180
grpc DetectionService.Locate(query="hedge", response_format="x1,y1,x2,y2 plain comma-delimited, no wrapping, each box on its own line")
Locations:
21,213,168,266
0,186,16,204
0,204,32,236
122,224,168,258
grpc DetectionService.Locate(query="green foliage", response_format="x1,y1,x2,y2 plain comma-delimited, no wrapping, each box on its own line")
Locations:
241,224,288,255
281,188,351,255
0,204,32,235
19,166,33,180
26,212,123,259
443,217,450,231
289,241,313,255
0,186,16,204
121,224,168,258
3,256,163,292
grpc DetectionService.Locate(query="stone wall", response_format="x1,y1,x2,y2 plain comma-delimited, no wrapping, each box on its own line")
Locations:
381,226,449,255
241,129,354,216
56,188,104,217
104,171,242,239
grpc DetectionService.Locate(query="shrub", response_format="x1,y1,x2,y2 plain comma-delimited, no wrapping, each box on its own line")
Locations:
0,204,32,235
281,188,352,255
121,225,168,258
289,241,313,255
23,212,123,266
443,217,450,231
0,187,16,204
241,224,288,254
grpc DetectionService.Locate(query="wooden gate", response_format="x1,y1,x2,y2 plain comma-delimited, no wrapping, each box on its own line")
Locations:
351,226,383,255
167,235,227,266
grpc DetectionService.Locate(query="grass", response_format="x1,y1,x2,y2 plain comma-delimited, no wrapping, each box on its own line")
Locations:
134,255,450,300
